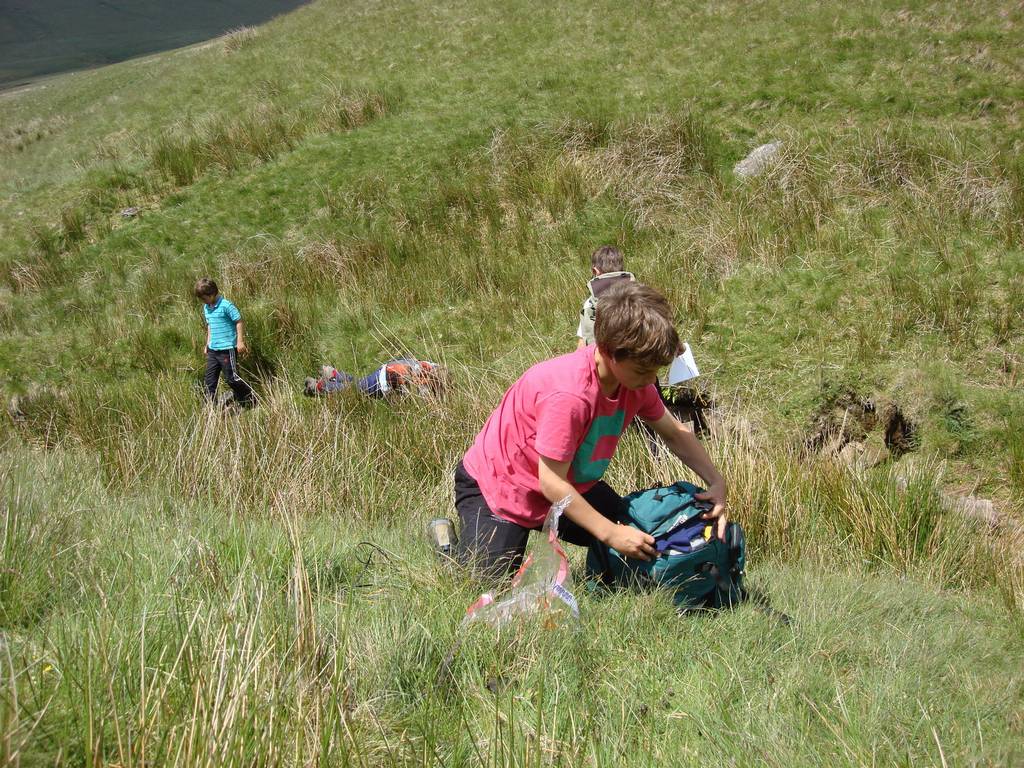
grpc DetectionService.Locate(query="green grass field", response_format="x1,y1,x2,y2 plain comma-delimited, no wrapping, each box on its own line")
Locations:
1,0,1022,764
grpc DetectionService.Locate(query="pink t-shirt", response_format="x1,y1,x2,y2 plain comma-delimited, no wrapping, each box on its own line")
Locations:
462,346,666,528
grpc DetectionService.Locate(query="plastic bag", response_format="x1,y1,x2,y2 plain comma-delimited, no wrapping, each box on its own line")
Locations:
463,496,579,629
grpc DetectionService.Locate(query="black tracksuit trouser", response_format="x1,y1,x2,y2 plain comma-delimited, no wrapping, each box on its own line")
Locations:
453,460,624,583
204,348,253,405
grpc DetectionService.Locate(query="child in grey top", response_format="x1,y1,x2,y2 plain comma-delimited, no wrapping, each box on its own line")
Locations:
576,246,636,348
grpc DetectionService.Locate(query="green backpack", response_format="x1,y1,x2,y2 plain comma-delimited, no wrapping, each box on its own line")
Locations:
586,481,747,611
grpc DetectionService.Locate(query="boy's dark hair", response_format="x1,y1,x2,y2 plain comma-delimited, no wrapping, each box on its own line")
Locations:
594,282,680,368
194,277,218,298
590,245,624,274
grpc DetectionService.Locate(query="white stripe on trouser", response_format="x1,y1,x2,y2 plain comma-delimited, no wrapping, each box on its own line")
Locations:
227,349,254,398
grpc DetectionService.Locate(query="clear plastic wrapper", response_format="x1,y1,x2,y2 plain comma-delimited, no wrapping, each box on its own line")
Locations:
463,496,579,629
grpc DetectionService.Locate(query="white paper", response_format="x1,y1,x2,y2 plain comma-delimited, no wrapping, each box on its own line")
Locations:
667,343,700,384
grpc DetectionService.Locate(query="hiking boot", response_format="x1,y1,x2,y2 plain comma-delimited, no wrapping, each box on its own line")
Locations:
304,377,319,396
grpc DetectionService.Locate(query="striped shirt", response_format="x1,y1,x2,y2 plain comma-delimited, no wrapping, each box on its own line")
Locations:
203,296,242,350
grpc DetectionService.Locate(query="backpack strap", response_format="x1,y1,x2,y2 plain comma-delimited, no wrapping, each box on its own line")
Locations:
589,271,636,298
726,523,743,574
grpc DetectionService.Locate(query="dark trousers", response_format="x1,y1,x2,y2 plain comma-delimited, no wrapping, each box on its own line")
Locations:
453,461,624,582
204,348,253,405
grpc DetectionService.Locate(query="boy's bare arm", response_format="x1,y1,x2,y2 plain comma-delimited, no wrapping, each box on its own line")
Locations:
235,320,248,355
576,337,586,350
646,412,729,538
538,456,655,560
204,325,210,355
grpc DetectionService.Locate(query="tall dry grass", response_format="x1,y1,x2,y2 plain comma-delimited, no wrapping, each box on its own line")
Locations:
2,404,1022,765
7,362,1019,615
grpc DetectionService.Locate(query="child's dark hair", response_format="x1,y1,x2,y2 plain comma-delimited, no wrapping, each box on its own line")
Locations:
590,245,624,273
194,277,218,298
594,282,679,368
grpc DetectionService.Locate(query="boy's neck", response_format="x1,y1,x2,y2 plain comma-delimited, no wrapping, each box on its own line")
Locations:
593,348,620,397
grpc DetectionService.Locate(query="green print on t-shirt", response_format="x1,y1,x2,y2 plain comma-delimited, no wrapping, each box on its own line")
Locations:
571,410,626,483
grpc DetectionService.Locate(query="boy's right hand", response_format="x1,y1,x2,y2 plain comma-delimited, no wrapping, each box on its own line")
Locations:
604,523,656,561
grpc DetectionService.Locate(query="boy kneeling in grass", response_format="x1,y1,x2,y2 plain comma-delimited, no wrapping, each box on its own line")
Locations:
455,282,728,581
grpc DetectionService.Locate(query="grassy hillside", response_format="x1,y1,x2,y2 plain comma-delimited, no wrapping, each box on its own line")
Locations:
1,0,1022,488
0,0,1022,765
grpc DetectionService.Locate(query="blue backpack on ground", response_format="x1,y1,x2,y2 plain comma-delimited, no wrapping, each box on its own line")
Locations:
586,481,747,611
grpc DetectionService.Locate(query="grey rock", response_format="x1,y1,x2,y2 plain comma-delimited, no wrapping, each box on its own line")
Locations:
837,440,864,468
734,141,783,179
838,439,890,471
940,493,1001,528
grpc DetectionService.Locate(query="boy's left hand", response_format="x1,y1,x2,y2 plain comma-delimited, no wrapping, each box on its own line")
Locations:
236,341,248,355
695,481,728,540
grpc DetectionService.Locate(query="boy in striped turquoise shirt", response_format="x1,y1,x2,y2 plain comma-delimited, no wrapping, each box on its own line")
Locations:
195,278,254,407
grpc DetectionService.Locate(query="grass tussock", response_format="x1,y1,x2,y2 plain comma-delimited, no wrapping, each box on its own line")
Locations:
58,205,87,247
151,102,304,185
556,112,720,229
29,224,61,259
222,25,260,53
1,83,399,292
0,115,67,154
150,85,398,185
319,85,395,131
6,226,68,294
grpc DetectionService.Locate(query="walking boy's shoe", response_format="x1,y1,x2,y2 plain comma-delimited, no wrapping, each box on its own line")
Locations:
7,395,25,423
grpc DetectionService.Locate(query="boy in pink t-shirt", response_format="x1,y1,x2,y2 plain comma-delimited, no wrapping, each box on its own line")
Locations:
455,282,728,580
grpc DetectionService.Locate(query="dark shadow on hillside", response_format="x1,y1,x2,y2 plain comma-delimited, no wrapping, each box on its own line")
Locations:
805,389,918,460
